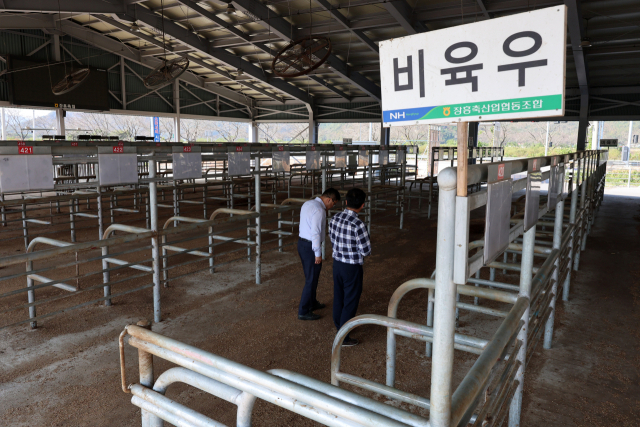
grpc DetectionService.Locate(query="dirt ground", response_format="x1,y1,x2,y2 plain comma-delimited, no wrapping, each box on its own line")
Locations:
0,186,638,426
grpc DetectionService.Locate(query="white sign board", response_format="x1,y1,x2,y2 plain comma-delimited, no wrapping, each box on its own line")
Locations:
358,147,369,167
600,139,618,147
0,147,54,193
98,146,138,186
172,146,202,180
484,163,513,265
379,6,567,126
379,148,389,165
227,146,250,176
306,146,321,170
335,146,347,168
272,146,290,172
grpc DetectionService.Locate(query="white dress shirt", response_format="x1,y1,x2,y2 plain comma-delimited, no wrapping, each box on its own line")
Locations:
299,197,326,257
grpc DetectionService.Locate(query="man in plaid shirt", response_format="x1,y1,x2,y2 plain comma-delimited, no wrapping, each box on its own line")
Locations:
329,188,371,347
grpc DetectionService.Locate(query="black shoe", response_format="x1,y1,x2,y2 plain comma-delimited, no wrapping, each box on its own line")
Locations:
342,337,359,347
298,312,321,321
312,301,326,310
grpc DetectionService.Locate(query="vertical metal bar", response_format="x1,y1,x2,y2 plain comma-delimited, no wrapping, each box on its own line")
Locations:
278,212,283,253
1,193,6,227
368,151,373,233
426,287,435,357
173,186,179,227
255,171,262,285
208,225,215,273
508,224,536,427
21,203,28,250
137,320,155,427
400,155,406,230
102,245,111,306
429,167,457,427
149,157,161,323
322,155,327,260
97,187,104,240
544,198,564,349
69,199,76,243
27,259,37,329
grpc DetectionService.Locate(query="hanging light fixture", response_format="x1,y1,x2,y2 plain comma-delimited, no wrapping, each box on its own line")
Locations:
226,2,237,15
130,21,142,32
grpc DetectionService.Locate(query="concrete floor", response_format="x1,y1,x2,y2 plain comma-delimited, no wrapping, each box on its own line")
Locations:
522,188,640,426
1,187,638,426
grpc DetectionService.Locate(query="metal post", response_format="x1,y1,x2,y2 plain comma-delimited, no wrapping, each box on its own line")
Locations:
1,193,6,226
508,224,536,427
544,198,564,349
120,57,127,109
69,199,76,243
322,154,327,260
136,320,155,427
573,157,584,271
97,187,104,240
425,287,434,357
255,171,262,285
429,167,457,427
21,203,28,250
27,259,37,329
367,150,373,233
400,152,406,230
149,157,161,323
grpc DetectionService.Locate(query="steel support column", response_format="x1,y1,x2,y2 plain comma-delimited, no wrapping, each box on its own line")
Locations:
248,122,259,143
173,80,181,142
566,0,590,151
509,224,536,427
120,57,127,110
429,167,457,427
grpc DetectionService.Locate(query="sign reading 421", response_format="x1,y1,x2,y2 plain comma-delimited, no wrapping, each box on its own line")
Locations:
379,6,567,126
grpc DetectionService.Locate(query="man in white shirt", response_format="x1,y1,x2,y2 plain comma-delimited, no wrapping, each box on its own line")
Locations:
297,188,341,320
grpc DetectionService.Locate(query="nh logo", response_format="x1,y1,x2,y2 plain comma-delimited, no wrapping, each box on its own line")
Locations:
390,112,405,120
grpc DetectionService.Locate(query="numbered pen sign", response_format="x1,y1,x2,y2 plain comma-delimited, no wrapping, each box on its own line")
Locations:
227,145,250,176
272,145,291,172
97,146,138,186
379,148,389,165
524,158,543,231
0,146,54,193
397,148,406,165
335,146,347,168
484,162,513,265
358,146,370,167
172,146,202,180
380,6,567,126
547,156,563,208
306,146,321,171
343,138,353,144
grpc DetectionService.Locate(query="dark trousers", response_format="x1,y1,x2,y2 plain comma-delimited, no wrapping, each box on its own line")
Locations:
298,239,322,315
332,259,363,334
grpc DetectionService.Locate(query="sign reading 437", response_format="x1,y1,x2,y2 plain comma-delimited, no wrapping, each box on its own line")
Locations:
379,6,567,126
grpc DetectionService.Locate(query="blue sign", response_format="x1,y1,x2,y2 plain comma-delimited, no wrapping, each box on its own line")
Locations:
153,117,160,142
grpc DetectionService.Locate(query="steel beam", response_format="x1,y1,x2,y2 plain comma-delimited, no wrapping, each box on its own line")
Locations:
176,0,349,102
0,0,124,14
231,0,381,100
55,18,251,107
383,0,427,35
132,5,313,105
566,0,590,150
475,0,491,19
315,0,378,53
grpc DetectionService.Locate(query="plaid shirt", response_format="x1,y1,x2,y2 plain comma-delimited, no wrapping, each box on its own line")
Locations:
329,209,372,265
